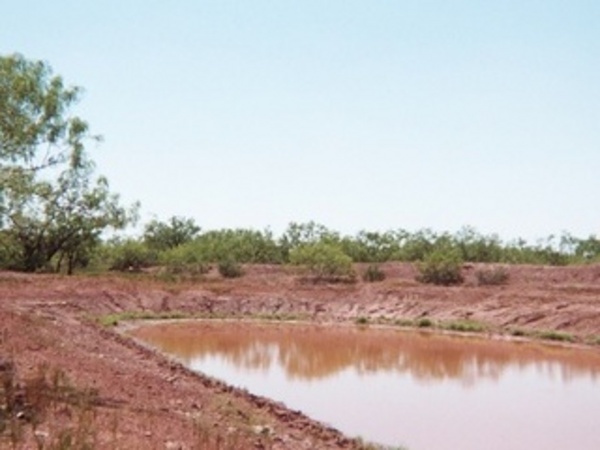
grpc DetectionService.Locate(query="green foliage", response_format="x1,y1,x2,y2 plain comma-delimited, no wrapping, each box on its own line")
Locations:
97,310,189,327
289,242,354,281
416,318,433,328
362,264,386,282
537,330,575,343
476,266,509,286
218,258,244,278
143,216,200,251
0,54,136,273
416,247,464,285
106,239,155,272
574,235,600,262
397,229,436,262
0,231,19,269
193,228,283,264
454,226,503,262
444,320,486,333
279,221,340,260
159,241,210,275
342,230,403,263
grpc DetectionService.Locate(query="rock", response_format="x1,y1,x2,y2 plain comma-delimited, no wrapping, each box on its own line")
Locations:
252,425,274,436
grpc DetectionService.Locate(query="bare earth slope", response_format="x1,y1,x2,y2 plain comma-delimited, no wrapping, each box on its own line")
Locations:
1,263,599,449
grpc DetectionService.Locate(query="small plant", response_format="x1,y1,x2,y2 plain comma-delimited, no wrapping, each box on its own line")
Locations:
362,264,386,282
97,310,189,327
538,330,575,343
355,316,369,325
394,318,415,327
444,320,486,333
416,248,464,286
218,258,244,278
417,318,433,328
476,266,509,286
510,328,528,337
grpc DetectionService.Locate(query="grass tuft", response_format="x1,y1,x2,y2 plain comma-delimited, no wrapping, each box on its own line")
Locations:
537,330,575,343
416,318,433,328
444,320,486,333
355,317,369,325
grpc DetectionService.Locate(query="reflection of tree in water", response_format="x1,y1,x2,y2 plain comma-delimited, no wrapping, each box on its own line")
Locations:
132,323,600,385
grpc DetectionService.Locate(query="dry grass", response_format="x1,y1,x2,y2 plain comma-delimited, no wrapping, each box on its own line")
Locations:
1,360,102,449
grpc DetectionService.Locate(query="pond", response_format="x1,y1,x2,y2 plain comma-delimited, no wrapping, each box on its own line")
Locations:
129,321,600,450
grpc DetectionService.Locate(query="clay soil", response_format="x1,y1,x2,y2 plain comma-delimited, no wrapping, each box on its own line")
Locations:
1,262,600,449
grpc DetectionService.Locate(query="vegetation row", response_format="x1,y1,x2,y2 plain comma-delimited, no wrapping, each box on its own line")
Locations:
1,53,599,282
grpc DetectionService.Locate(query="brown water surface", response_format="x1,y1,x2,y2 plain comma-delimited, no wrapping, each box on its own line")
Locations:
130,321,600,450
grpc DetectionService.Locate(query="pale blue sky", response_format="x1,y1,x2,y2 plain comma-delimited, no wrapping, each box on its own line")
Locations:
2,1,599,240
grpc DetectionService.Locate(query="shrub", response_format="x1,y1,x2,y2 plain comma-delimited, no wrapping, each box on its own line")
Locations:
194,229,284,264
476,266,509,286
107,239,156,271
417,318,433,328
289,243,355,281
362,264,386,282
218,258,244,278
160,242,210,275
416,248,463,285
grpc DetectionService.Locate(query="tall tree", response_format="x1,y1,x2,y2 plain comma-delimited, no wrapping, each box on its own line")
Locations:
0,54,137,272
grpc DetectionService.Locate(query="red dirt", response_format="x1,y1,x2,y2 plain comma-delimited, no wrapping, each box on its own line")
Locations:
1,263,599,448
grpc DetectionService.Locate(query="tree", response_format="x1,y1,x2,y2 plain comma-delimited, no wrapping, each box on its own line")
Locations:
143,216,200,251
0,54,137,273
279,221,340,261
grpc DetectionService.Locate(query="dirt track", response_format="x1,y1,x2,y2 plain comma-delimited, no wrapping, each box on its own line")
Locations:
1,263,599,449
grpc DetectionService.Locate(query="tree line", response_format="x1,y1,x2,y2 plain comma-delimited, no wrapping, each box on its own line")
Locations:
95,220,600,273
1,54,599,275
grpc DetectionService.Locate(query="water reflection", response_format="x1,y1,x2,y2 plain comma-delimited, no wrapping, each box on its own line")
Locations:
131,322,600,386
130,321,600,450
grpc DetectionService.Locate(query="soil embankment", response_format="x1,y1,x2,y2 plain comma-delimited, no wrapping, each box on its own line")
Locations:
1,263,599,448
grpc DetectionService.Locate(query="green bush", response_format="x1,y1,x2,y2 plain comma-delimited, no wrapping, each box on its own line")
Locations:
107,240,156,272
362,264,386,282
476,266,509,286
417,318,433,328
192,229,284,264
416,248,464,285
160,242,210,275
0,231,21,270
218,258,244,278
289,243,355,281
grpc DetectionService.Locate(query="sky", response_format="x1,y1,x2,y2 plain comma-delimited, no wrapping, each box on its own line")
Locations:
2,1,599,241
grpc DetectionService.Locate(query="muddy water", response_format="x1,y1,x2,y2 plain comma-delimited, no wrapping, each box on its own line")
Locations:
130,322,600,450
